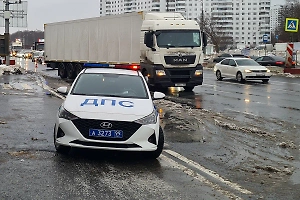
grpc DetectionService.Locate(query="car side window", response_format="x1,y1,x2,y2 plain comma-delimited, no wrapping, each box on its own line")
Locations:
228,59,236,66
255,57,263,61
262,57,271,61
220,59,229,65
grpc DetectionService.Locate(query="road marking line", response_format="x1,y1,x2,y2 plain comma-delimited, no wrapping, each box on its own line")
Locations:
1,84,13,90
21,83,32,90
164,150,252,195
160,154,244,200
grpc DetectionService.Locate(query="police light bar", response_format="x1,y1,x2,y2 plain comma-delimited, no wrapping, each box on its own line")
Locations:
83,63,140,71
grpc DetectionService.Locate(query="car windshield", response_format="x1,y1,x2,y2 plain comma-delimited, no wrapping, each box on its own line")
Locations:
71,73,149,99
156,30,201,48
236,59,261,66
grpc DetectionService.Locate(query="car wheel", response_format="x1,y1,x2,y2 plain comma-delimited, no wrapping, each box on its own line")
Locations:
262,79,269,83
183,86,194,92
216,70,223,80
145,126,164,159
54,126,70,154
236,72,245,83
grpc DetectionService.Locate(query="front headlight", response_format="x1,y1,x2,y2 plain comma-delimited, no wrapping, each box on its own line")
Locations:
194,70,203,76
58,105,79,120
134,108,158,125
266,69,271,73
156,70,166,76
244,69,252,73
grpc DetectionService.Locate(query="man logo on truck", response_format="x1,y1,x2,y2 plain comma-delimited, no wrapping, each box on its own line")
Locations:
173,58,188,63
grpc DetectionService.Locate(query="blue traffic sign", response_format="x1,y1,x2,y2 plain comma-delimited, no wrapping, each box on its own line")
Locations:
285,18,299,32
263,34,268,43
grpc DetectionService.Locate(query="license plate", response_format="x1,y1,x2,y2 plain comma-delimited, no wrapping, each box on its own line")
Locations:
256,73,265,76
89,129,123,138
175,83,186,87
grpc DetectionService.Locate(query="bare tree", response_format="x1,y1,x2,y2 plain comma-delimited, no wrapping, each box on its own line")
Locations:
198,13,233,53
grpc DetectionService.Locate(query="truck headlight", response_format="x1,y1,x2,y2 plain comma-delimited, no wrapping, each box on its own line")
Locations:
58,105,79,120
156,70,166,76
244,69,252,73
134,108,158,125
194,70,202,76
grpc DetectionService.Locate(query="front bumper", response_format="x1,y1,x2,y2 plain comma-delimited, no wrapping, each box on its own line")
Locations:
148,64,203,88
54,117,160,151
244,72,272,80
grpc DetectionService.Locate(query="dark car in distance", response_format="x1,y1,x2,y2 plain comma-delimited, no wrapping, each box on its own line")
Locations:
213,53,249,63
255,55,295,67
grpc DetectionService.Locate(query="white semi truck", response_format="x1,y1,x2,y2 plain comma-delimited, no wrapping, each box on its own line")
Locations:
44,12,207,91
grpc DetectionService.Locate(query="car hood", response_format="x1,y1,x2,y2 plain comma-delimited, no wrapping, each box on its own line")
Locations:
63,95,154,121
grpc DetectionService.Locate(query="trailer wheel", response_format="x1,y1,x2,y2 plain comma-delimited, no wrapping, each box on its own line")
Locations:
66,63,76,79
75,63,83,76
58,63,67,79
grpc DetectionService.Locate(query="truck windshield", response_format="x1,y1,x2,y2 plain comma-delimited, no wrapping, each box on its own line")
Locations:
156,30,201,48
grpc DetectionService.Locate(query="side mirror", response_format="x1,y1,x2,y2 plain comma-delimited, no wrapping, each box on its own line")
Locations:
57,86,68,94
153,92,165,100
144,31,156,51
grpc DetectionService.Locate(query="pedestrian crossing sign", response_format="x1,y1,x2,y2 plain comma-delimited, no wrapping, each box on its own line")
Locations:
285,18,299,32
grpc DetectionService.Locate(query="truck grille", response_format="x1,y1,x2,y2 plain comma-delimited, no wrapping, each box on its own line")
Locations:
168,70,191,76
164,55,196,65
72,119,142,141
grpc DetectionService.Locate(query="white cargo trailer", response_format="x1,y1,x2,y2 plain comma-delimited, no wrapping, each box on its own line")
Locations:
45,12,207,91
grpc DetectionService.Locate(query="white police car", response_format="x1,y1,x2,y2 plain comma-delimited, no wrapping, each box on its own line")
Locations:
54,64,166,159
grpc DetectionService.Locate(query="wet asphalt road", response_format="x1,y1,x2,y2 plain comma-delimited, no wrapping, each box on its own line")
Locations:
0,58,300,199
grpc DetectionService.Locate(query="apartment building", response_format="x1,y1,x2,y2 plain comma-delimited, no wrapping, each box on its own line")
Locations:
99,0,271,46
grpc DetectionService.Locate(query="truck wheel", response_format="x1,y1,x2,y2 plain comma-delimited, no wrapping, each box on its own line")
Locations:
66,63,76,79
184,86,194,92
58,63,67,79
145,126,164,159
75,63,83,76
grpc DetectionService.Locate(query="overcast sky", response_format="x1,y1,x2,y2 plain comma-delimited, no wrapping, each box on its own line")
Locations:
2,0,286,33
5,0,100,33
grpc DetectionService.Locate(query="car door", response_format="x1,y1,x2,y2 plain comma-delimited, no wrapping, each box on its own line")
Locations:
218,59,230,75
227,59,238,77
262,56,273,66
255,56,265,66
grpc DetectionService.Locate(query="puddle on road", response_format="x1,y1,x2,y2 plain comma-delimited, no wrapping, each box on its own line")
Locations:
166,87,204,109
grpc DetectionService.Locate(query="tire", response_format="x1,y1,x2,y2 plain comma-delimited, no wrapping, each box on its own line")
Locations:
75,63,83,76
66,63,76,79
53,126,70,154
216,70,223,80
236,72,245,83
183,86,194,92
58,63,67,79
145,126,164,159
262,79,269,83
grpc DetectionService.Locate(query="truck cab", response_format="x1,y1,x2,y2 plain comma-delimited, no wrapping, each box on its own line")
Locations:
140,13,207,91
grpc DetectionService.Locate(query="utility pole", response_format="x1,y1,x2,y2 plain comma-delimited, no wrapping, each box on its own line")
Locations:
5,0,10,66
3,0,24,66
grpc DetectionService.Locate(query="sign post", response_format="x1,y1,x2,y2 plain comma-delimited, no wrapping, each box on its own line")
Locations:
262,34,268,56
